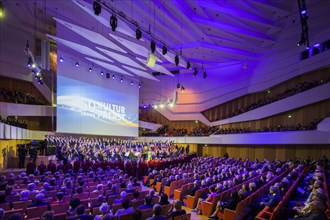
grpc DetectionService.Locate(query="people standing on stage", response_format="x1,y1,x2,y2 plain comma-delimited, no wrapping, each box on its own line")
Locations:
29,146,38,163
18,145,27,168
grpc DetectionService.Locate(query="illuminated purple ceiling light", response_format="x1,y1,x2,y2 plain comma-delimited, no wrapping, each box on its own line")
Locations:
59,57,63,62
143,105,147,109
314,43,320,47
120,78,123,83
75,62,79,67
100,71,104,76
112,75,115,79
89,67,92,72
300,10,306,15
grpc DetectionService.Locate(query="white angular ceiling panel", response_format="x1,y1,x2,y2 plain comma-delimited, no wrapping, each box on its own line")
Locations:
122,65,160,82
85,57,133,77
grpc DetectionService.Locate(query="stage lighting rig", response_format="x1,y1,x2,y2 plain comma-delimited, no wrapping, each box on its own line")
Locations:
193,67,198,77
110,14,117,31
93,1,101,16
297,0,310,49
162,45,167,55
186,61,191,69
203,71,207,79
136,28,142,40
150,40,156,53
175,55,179,66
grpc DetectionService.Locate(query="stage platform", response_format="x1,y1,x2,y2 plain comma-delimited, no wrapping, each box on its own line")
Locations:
6,155,57,170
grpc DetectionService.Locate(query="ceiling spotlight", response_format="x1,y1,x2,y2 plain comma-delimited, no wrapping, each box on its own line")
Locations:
160,103,164,108
136,28,142,40
138,84,141,88
297,34,306,46
177,83,181,89
106,73,110,79
120,78,123,83
175,55,179,66
100,71,104,76
150,40,156,53
27,57,33,67
130,81,133,85
162,45,167,55
169,102,174,108
31,63,36,68
59,57,63,62
112,75,115,79
75,62,79,67
203,71,207,79
93,1,101,16
186,61,191,69
110,14,117,32
154,104,158,109
300,9,306,15
306,45,310,50
143,105,147,109
193,67,198,77
181,86,185,92
89,67,92,72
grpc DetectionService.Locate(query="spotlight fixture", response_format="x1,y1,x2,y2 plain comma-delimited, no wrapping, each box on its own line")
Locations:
27,57,33,67
120,78,123,83
162,45,167,55
59,57,63,62
112,75,115,79
143,104,147,109
154,104,158,109
106,73,110,79
175,55,179,66
89,67,92,72
138,84,141,88
193,67,198,77
93,1,101,16
31,63,36,68
100,71,104,76
75,62,79,67
169,102,174,108
130,81,133,85
297,34,306,46
150,40,156,53
160,103,164,108
136,28,142,40
177,83,181,89
186,61,191,69
0,2,4,18
110,14,117,32
203,71,207,79
181,86,185,92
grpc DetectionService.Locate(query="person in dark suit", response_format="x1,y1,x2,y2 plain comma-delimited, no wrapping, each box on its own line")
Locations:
28,193,51,211
26,158,36,175
47,160,56,174
29,146,38,163
260,186,282,208
189,180,201,196
294,200,327,220
18,145,27,168
168,200,186,220
209,190,243,219
67,205,93,220
147,204,168,220
37,161,47,175
138,195,155,210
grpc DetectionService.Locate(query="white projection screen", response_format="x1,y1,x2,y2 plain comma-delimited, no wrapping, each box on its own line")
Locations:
56,55,139,137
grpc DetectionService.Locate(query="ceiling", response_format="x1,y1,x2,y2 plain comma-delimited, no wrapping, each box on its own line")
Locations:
2,0,297,80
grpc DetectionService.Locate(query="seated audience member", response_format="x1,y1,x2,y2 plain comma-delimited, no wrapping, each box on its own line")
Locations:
38,161,47,175
158,193,170,205
67,198,81,216
52,192,64,204
209,190,244,219
193,185,217,214
168,200,186,220
40,211,54,220
8,213,23,220
126,183,135,193
133,178,141,187
132,190,140,202
138,195,155,210
294,200,327,220
67,205,93,220
0,192,13,209
93,184,104,194
147,204,167,220
92,195,104,208
115,199,134,217
106,185,119,200
28,193,51,210
94,203,111,220
260,186,282,208
113,191,127,205
20,190,30,201
0,208,4,220
189,180,201,196
149,189,159,201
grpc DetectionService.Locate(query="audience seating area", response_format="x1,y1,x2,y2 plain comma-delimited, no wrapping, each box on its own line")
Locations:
0,155,329,220
0,87,47,105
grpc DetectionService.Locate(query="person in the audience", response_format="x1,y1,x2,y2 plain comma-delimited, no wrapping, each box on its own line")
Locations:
189,180,201,196
26,158,36,175
94,203,111,220
67,198,81,217
147,204,167,220
67,205,93,220
38,161,47,175
47,160,56,174
0,208,4,220
138,195,155,210
158,193,170,205
293,200,327,220
113,191,127,205
260,186,282,208
92,195,104,208
115,198,134,217
40,211,54,220
52,192,64,204
168,200,186,220
0,191,13,210
8,213,23,220
133,178,141,187
131,190,140,203
126,183,135,193
28,193,51,211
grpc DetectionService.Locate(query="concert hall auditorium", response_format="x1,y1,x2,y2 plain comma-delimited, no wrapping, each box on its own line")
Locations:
0,0,329,220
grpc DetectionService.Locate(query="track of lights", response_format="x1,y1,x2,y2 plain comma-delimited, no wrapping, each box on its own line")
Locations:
24,41,43,85
297,0,310,49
